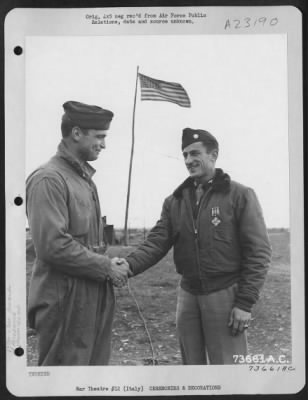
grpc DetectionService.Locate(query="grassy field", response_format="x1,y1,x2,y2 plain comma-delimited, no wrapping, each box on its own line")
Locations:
26,230,291,366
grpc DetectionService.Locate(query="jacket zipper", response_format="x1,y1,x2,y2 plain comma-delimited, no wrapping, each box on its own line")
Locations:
191,188,213,279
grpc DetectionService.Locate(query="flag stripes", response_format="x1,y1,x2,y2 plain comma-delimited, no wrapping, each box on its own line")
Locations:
138,73,191,108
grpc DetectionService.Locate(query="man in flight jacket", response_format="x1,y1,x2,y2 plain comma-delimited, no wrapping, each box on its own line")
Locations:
125,128,272,365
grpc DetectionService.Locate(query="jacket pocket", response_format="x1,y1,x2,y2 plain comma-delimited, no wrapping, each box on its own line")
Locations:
213,229,232,243
69,198,91,236
208,228,240,272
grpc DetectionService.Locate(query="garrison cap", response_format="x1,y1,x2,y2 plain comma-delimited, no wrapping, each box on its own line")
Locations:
63,101,114,130
182,128,219,150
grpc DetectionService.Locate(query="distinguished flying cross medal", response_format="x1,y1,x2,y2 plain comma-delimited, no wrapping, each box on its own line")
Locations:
211,206,221,226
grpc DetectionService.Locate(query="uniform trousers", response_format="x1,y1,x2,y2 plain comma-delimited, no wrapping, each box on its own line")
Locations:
34,279,115,366
176,284,248,365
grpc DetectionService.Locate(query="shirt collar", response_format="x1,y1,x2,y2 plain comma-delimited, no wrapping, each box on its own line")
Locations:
173,168,231,198
193,173,215,189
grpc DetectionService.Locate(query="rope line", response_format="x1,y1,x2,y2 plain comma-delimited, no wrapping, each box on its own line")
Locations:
126,280,157,365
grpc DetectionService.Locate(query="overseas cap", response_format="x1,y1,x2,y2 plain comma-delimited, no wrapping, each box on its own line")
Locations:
182,128,219,151
63,101,114,130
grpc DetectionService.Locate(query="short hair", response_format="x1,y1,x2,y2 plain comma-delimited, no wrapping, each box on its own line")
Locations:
61,114,89,138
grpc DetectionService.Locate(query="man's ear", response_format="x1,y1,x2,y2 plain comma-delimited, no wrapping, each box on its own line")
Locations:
71,126,82,142
211,149,218,162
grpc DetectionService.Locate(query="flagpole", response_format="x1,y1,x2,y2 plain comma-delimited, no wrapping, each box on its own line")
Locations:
124,65,139,246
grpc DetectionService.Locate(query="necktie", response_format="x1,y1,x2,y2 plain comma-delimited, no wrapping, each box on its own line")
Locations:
195,184,204,206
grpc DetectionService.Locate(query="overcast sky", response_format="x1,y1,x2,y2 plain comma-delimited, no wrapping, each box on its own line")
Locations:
25,34,288,228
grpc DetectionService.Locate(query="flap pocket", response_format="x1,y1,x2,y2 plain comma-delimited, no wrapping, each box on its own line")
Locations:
213,229,232,243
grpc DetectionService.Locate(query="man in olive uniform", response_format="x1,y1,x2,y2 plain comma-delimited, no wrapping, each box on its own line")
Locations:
125,128,271,365
26,101,130,366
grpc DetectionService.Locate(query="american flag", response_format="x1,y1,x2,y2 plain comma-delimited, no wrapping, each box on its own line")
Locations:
138,73,191,108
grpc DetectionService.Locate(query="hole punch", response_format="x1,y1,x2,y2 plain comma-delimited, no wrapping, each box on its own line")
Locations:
14,196,23,206
14,46,23,55
14,347,24,356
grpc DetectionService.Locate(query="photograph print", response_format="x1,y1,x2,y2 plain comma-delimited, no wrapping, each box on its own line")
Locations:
5,5,304,397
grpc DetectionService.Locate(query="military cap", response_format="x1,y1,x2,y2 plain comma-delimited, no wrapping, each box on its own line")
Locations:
182,128,219,150
63,101,114,130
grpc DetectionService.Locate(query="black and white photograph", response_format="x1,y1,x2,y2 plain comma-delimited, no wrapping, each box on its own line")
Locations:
4,5,305,396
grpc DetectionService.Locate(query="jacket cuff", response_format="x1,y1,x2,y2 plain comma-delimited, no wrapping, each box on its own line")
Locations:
234,295,255,312
96,254,113,280
125,256,139,276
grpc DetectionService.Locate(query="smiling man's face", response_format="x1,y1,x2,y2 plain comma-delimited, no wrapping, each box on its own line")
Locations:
183,141,217,179
76,129,108,162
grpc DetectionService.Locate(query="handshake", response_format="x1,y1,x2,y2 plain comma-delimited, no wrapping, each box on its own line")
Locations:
109,257,133,288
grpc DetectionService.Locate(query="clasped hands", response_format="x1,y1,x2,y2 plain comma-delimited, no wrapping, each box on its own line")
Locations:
109,257,133,288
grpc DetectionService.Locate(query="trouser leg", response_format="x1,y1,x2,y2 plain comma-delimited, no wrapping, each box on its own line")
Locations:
35,306,70,366
199,284,248,365
90,282,115,365
35,281,115,366
176,287,207,365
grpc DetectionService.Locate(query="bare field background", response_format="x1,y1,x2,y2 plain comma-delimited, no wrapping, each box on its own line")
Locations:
26,229,291,366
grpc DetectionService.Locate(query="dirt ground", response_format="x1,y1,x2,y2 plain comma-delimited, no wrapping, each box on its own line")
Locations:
26,230,291,366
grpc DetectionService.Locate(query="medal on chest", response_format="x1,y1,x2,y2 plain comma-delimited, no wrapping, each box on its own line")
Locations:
211,206,221,226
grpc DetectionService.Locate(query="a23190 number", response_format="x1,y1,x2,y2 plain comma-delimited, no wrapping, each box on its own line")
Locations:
224,17,279,30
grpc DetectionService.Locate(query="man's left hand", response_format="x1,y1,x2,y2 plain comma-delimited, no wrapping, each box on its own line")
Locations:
228,307,251,336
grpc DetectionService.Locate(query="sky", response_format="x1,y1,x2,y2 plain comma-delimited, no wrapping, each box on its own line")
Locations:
25,34,289,228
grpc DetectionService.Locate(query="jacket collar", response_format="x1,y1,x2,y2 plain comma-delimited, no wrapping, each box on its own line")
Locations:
56,140,96,180
173,168,231,198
